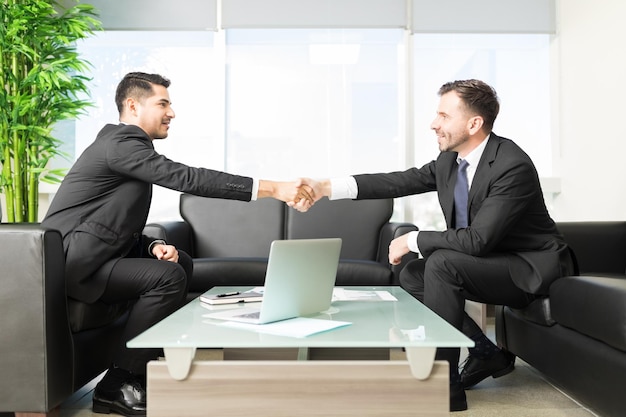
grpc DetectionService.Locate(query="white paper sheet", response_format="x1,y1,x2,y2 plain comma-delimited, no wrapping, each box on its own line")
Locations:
332,288,397,301
216,317,351,338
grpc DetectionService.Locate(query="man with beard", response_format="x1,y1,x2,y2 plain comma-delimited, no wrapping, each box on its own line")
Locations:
296,79,574,411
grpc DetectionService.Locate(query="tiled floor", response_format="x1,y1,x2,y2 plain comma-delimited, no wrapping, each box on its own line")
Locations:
54,350,599,417
456,359,598,417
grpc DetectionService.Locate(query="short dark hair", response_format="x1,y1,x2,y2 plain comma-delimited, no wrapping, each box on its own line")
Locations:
115,72,171,113
438,79,500,132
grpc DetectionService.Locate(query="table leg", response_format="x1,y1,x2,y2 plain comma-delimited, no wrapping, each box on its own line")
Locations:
163,347,196,380
296,347,309,360
405,346,436,380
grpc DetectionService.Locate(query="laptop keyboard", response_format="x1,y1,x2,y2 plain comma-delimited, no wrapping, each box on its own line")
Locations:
236,311,261,319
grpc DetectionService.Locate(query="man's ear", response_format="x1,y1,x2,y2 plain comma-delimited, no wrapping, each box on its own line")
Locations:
467,115,484,135
124,97,138,117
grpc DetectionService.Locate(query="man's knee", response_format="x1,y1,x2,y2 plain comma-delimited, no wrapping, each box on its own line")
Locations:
425,249,455,270
155,261,188,294
424,249,465,286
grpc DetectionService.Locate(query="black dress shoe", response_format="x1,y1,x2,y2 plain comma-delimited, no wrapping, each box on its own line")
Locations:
460,349,515,389
450,382,468,412
93,378,147,416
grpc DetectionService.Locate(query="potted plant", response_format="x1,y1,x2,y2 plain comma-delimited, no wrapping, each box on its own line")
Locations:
0,0,101,222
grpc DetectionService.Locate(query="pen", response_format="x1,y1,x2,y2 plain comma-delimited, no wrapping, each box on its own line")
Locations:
216,291,240,298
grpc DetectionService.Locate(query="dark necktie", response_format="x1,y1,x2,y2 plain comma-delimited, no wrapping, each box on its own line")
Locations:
454,159,469,228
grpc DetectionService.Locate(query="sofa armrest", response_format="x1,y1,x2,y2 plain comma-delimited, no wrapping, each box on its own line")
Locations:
0,224,74,412
144,221,194,256
379,222,419,285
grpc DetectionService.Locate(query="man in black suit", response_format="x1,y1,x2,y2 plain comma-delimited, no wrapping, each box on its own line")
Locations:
42,72,311,416
298,79,574,411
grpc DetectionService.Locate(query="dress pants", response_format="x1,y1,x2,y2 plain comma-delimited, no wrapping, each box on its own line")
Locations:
99,250,193,374
399,250,535,375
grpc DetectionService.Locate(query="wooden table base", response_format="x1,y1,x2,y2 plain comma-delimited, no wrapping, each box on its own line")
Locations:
147,360,449,417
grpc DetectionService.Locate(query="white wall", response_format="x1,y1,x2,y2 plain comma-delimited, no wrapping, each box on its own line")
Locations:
552,0,626,221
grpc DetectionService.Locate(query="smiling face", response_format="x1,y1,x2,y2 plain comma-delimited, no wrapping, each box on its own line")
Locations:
122,83,176,140
430,91,482,157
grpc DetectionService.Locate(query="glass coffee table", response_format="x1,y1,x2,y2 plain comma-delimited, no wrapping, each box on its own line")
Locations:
129,286,472,416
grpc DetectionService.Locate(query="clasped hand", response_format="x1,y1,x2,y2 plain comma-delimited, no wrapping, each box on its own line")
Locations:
287,178,324,212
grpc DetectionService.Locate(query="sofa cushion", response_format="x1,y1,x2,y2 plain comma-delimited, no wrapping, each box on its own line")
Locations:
180,195,284,258
189,258,394,295
190,258,269,291
286,198,392,260
335,260,394,286
550,275,626,352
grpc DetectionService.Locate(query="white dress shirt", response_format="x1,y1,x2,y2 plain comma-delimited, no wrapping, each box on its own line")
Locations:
251,179,259,200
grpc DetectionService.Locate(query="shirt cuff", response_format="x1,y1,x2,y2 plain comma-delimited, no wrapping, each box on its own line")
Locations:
329,177,358,200
406,231,421,256
251,178,259,200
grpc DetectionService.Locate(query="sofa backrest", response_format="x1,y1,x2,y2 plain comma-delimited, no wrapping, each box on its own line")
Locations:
180,194,284,258
557,221,626,274
286,198,392,261
179,194,393,261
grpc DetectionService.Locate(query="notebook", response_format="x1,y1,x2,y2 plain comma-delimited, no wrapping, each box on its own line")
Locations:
200,289,263,305
204,238,342,324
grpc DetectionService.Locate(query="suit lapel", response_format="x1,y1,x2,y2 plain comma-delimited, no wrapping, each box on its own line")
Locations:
438,134,502,228
468,134,501,209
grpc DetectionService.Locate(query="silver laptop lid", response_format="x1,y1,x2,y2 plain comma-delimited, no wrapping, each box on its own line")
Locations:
258,238,342,323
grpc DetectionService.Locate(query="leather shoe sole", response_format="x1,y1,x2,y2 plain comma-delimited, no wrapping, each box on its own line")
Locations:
460,349,515,389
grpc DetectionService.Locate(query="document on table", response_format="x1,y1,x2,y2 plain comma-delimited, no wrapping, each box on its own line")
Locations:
213,317,352,338
200,289,263,305
332,288,397,301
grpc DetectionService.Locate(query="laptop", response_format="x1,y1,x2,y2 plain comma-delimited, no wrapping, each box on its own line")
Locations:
204,238,342,324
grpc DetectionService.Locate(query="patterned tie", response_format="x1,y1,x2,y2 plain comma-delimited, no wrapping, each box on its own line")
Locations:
454,159,469,228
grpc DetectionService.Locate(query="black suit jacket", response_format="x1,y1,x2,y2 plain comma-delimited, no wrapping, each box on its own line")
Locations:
43,124,254,302
354,133,573,294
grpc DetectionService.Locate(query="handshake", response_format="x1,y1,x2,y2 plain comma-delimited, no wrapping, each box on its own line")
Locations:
260,177,330,213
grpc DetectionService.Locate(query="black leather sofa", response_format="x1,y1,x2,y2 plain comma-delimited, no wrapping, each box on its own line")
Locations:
145,194,418,300
496,221,626,417
0,224,130,416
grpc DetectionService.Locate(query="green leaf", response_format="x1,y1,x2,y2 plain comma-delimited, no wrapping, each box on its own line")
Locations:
0,0,101,222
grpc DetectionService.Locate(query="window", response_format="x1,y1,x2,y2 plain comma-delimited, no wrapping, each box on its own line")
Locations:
74,30,551,229
225,29,405,179
76,29,406,222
